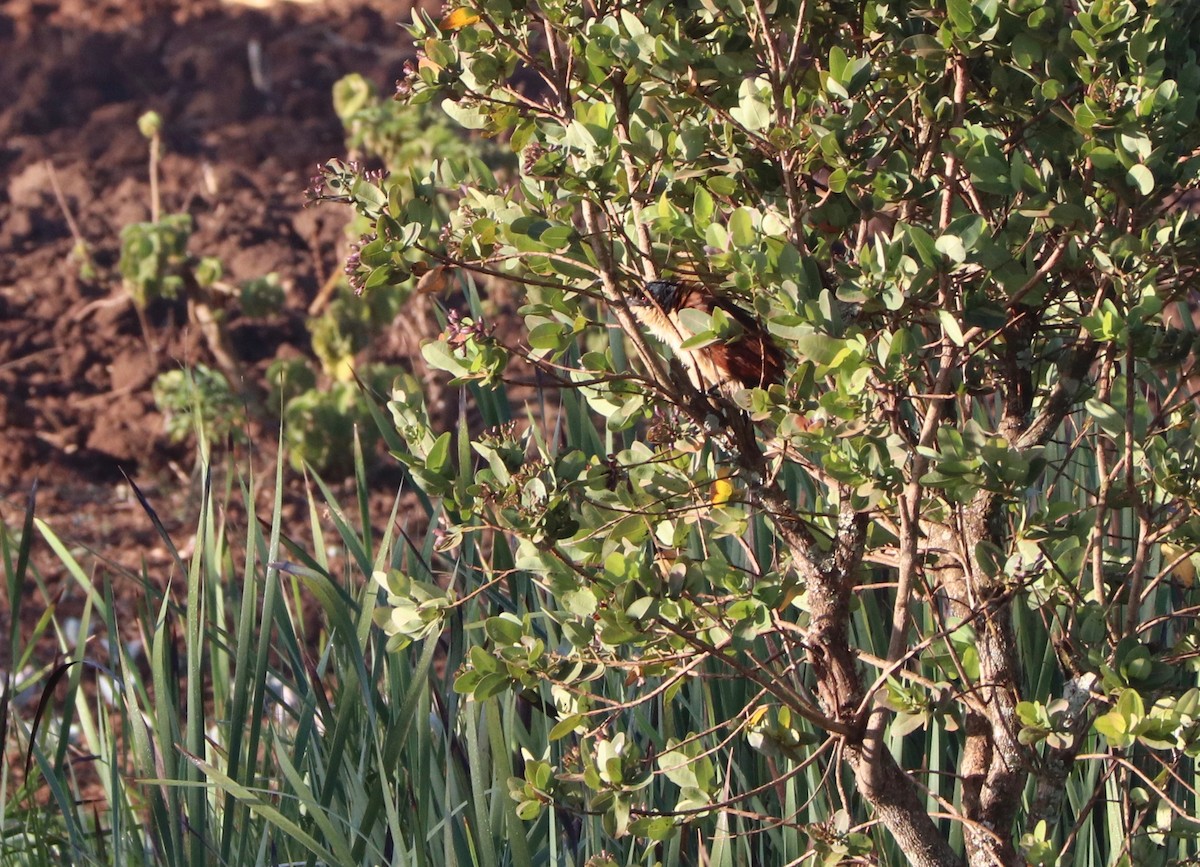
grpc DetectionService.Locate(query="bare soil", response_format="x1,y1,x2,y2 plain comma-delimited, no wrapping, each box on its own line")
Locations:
0,0,429,661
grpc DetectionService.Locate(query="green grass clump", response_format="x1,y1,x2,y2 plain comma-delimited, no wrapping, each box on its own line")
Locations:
6,368,1199,866
0,429,538,867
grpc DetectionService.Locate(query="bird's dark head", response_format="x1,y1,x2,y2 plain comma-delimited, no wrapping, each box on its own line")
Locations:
632,280,684,311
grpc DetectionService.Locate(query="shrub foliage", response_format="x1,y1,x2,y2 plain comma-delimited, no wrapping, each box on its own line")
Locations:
321,1,1200,864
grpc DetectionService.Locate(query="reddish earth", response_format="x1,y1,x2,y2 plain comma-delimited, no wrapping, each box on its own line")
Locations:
0,0,433,665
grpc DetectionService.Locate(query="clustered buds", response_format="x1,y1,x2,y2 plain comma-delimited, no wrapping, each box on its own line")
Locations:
478,419,520,448
645,406,689,446
344,231,376,295
303,166,328,205
475,422,544,511
438,217,458,255
444,200,488,257
304,160,385,207
520,142,563,180
443,308,493,348
520,142,547,175
393,59,419,100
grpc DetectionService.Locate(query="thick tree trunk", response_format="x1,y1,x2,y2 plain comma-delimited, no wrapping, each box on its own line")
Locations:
788,498,966,867
930,489,1029,866
959,607,1026,866
845,745,965,867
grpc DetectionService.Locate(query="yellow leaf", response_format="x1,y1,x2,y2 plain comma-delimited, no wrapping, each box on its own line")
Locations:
1162,542,1196,588
440,7,480,30
710,477,735,506
745,705,770,727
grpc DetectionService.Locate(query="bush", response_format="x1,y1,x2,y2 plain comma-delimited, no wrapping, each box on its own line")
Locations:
238,272,285,318
328,1,1200,864
134,86,493,474
281,365,406,474
153,364,246,443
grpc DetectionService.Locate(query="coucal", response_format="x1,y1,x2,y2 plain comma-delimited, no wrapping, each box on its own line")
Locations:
628,279,786,395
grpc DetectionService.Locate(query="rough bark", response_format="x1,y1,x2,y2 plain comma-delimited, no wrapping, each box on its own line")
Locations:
936,492,1024,863
845,744,965,867
783,493,965,867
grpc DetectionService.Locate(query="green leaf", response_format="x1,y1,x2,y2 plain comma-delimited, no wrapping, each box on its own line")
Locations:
1074,102,1100,131
1118,131,1151,160
540,225,574,248
935,234,966,264
705,221,728,250
474,672,513,700
1117,688,1145,721
693,186,715,229
1086,398,1126,439
1010,33,1041,70
937,310,965,346
947,214,986,250
529,321,568,351
729,207,756,247
827,45,848,82
426,431,452,475
1089,147,1121,170
789,331,848,366
549,714,585,740
485,613,524,645
904,224,940,266
706,176,737,197
1126,164,1155,195
730,78,772,131
441,98,489,130
421,340,469,377
630,816,678,841
678,309,718,349
946,0,974,34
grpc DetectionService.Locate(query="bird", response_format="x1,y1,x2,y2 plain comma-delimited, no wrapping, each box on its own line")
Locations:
628,279,786,395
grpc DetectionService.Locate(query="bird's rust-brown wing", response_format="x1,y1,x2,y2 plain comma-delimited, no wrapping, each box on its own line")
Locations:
711,296,786,388
633,280,787,390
